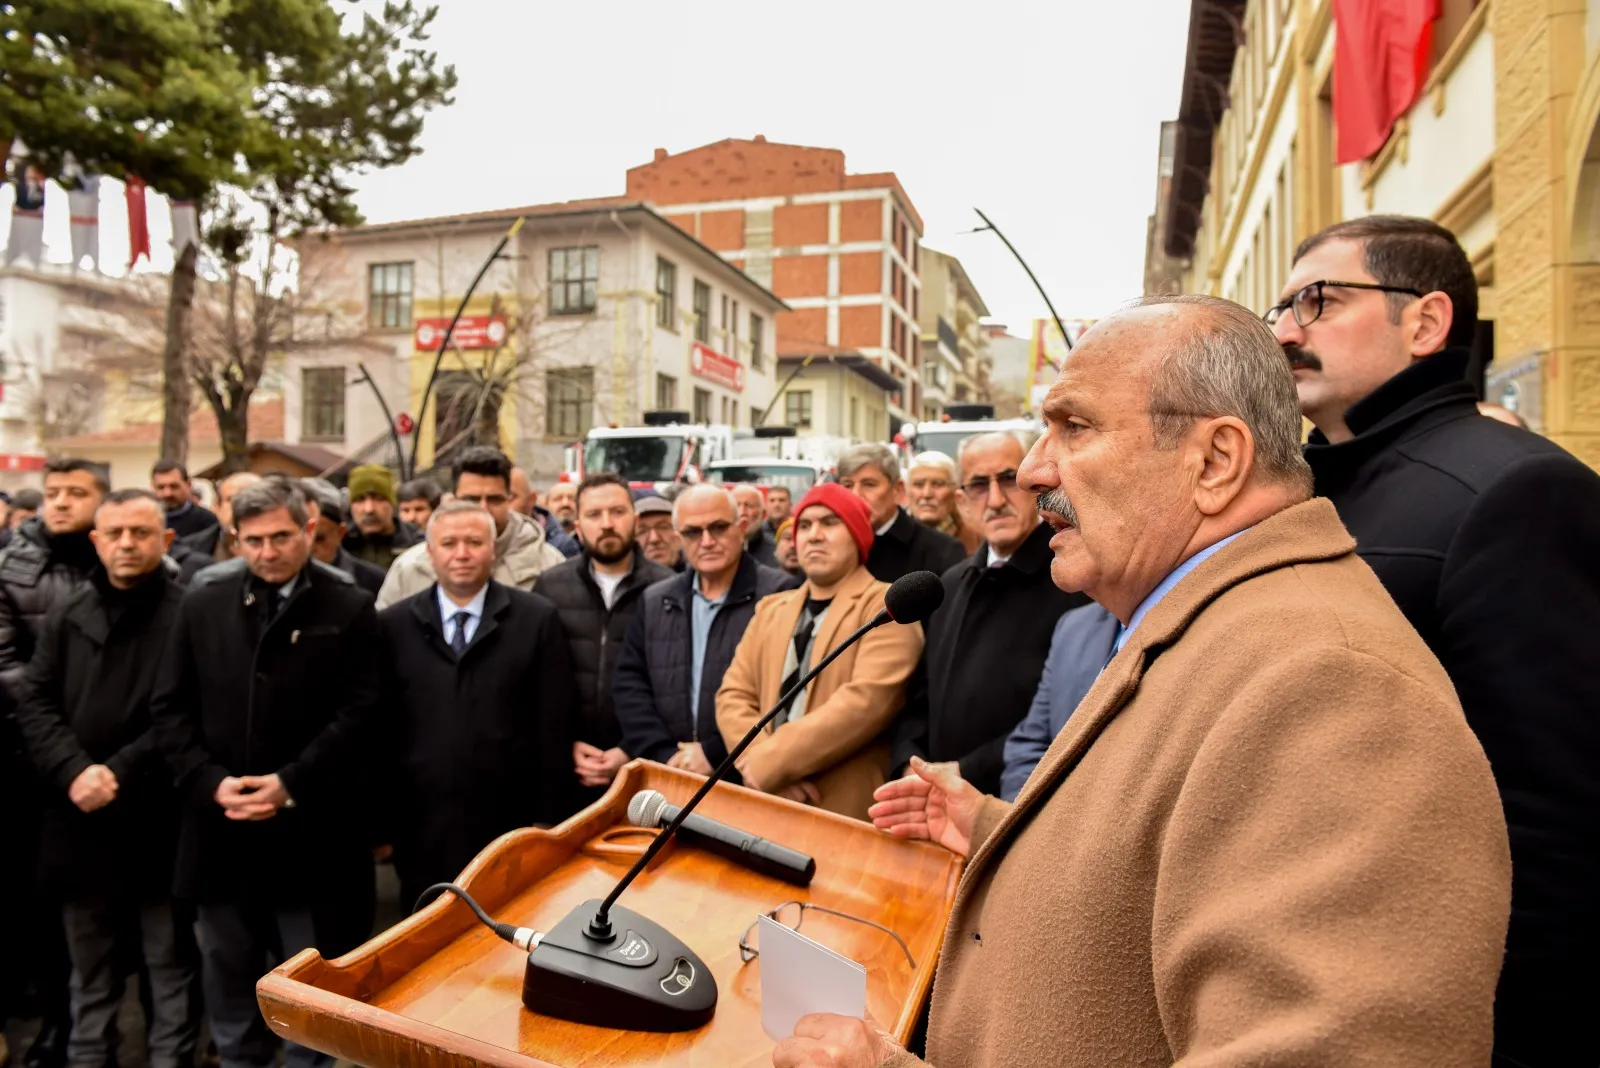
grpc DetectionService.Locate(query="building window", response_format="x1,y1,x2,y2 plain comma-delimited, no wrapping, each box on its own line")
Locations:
693,386,713,423
549,247,599,315
849,396,859,437
749,312,764,371
367,262,413,330
655,257,677,329
546,367,594,438
784,390,813,430
655,373,678,410
693,279,711,343
301,367,346,441
729,299,739,353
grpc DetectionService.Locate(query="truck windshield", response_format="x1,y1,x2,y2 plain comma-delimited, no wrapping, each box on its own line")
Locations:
708,465,818,496
584,437,684,482
913,430,972,459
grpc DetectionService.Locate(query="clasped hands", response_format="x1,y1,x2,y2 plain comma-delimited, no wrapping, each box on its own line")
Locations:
214,773,291,821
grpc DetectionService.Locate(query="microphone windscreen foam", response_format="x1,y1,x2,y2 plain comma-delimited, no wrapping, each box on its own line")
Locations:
884,570,945,624
627,789,668,828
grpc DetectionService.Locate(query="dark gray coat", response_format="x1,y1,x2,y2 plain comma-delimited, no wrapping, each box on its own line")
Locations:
612,554,797,772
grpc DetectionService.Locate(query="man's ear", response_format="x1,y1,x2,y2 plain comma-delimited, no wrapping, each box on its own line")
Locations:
1190,417,1253,516
1408,290,1455,357
162,528,176,552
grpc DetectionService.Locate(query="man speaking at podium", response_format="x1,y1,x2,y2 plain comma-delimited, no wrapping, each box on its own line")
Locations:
774,298,1513,1067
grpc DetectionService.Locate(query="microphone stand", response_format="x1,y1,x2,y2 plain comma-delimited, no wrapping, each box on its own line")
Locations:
587,609,890,938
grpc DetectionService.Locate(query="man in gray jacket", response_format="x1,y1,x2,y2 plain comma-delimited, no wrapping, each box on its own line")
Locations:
376,447,563,609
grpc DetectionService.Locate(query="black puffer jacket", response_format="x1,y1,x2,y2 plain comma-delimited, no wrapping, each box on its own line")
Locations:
0,518,102,696
531,551,671,750
613,554,798,771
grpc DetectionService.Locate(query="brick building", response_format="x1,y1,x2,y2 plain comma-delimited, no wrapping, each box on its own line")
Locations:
626,137,926,428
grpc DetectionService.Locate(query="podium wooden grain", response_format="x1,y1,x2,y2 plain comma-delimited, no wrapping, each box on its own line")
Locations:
257,760,963,1068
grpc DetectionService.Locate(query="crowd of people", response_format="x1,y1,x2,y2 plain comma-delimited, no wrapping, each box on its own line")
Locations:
0,212,1593,1068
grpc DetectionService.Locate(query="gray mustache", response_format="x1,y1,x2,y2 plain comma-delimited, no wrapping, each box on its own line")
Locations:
1036,490,1078,527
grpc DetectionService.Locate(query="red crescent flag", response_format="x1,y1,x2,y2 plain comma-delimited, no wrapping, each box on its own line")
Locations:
126,176,151,267
1332,0,1441,164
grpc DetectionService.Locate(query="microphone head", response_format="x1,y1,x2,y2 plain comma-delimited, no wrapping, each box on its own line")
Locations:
884,570,945,624
627,789,668,828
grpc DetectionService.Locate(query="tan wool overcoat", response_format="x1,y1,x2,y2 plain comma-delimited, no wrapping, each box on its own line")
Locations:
889,499,1512,1068
716,563,924,820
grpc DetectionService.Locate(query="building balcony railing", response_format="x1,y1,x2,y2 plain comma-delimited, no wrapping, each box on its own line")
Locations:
937,316,960,357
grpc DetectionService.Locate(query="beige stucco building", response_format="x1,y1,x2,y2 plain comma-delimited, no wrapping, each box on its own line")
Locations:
1150,0,1600,466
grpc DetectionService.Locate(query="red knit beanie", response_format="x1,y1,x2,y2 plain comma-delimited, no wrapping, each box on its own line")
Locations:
794,483,875,563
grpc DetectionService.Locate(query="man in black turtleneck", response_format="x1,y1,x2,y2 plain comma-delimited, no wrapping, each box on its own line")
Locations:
0,456,106,1068
15,489,197,1068
151,479,380,1068
1272,215,1600,1068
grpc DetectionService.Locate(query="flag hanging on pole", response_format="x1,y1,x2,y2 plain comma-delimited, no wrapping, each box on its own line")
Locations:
126,176,151,267
67,174,101,271
170,199,198,259
4,150,46,267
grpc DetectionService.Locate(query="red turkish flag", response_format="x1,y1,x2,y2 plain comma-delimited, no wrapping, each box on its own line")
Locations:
1332,0,1441,164
126,176,151,267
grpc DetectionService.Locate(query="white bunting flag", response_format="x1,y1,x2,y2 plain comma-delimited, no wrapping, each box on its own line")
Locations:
67,173,101,271
171,199,199,258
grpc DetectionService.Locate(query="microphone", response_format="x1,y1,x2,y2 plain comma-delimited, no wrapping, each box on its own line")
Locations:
628,789,816,887
520,570,943,1032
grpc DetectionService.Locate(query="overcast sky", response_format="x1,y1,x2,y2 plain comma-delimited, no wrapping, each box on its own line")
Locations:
10,0,1193,332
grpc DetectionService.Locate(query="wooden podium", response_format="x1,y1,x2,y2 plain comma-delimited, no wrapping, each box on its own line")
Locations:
257,760,963,1068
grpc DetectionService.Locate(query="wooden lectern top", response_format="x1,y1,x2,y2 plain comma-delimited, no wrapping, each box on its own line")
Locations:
259,761,964,1068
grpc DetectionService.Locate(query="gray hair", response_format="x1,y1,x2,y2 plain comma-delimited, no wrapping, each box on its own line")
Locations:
955,431,1037,473
836,442,901,485
672,483,738,526
426,500,497,542
299,479,344,523
230,479,309,529
906,451,959,482
1131,294,1313,492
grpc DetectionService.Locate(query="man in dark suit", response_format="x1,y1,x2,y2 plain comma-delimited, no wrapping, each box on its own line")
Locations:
1273,214,1600,1066
152,460,220,540
836,443,963,584
377,502,579,907
151,479,379,1068
14,489,197,1068
891,432,1088,796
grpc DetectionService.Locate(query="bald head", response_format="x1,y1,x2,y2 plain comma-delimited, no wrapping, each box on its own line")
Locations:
1020,295,1312,622
673,483,738,525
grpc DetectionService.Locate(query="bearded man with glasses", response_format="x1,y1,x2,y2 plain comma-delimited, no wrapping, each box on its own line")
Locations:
888,431,1088,796
375,447,565,609
613,484,797,780
1273,215,1600,1067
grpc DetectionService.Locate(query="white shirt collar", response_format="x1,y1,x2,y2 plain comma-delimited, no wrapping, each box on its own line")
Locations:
436,582,488,623
875,511,898,536
985,546,1010,568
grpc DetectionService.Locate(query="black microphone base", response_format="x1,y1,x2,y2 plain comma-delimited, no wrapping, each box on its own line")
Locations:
522,900,716,1032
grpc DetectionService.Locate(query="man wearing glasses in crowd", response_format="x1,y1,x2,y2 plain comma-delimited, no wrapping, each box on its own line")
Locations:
375,447,566,610
889,432,1087,796
613,484,796,779
1270,215,1600,1066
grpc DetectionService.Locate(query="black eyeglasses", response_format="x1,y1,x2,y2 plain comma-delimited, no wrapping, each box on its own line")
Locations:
1264,280,1424,328
738,901,916,968
456,493,509,508
961,470,1019,501
678,519,734,542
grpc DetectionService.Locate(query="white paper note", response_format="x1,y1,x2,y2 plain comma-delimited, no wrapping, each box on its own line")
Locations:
757,913,868,1042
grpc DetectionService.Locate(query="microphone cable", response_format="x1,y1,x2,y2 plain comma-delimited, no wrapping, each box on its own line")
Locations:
413,882,542,950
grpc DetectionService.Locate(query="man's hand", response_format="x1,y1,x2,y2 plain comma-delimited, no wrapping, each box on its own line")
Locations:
778,781,822,806
68,765,118,813
667,742,715,776
214,774,291,821
573,742,629,787
772,1013,904,1068
868,756,983,858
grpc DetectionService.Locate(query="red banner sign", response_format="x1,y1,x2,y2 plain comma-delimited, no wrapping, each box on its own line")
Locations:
414,316,509,351
690,341,745,392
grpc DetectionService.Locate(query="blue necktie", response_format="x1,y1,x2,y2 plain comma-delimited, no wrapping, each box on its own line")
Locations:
451,611,471,657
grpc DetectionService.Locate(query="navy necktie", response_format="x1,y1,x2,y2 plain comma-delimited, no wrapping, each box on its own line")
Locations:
450,611,471,657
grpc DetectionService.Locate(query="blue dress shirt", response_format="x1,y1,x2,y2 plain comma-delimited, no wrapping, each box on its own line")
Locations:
1113,529,1248,653
437,584,488,648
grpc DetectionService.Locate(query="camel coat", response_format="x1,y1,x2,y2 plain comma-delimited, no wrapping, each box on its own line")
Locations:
888,499,1511,1068
716,564,923,820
